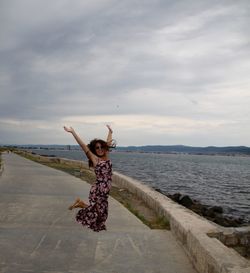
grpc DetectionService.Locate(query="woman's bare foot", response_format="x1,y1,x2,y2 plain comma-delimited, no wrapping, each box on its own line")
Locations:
68,198,80,210
76,200,88,208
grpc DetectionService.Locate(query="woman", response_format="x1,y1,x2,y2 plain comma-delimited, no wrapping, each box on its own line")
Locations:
63,125,115,232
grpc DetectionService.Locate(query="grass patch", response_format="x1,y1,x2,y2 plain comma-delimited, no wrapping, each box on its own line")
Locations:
110,186,169,229
16,150,170,230
0,146,9,170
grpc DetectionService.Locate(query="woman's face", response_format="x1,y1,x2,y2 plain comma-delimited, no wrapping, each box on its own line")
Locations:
95,142,106,157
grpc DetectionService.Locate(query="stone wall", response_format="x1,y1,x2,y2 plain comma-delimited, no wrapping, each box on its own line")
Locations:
208,226,250,260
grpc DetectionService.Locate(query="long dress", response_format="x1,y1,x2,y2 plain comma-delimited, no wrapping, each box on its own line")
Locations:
76,159,112,232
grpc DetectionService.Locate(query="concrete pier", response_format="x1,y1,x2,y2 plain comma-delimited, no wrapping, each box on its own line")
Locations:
0,153,197,273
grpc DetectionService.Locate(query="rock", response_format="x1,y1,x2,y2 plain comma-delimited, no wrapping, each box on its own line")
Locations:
211,206,223,214
179,195,194,208
171,193,182,202
201,205,209,215
162,191,246,228
206,206,223,217
206,207,216,218
154,188,164,194
216,217,235,227
190,203,208,216
213,215,245,227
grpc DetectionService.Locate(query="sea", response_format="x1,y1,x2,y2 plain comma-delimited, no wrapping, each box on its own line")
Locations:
28,149,250,222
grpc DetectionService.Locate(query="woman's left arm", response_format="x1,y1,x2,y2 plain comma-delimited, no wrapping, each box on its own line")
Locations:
106,125,113,146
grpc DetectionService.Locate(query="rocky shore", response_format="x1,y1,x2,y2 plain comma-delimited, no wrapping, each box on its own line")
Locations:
154,188,249,227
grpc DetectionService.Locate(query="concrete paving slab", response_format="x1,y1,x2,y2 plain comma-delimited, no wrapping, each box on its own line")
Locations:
0,153,197,273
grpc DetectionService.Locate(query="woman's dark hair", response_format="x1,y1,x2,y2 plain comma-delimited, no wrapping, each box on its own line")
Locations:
87,138,116,167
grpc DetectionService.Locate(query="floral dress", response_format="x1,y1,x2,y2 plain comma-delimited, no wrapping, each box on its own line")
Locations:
76,159,112,232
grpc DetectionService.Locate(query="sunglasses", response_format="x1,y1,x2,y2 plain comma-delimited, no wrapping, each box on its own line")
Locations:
95,145,104,150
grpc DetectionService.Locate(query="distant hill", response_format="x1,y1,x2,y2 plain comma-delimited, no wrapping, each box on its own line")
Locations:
115,145,250,155
2,144,250,156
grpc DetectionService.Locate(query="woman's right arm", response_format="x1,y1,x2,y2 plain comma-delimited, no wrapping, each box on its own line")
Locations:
63,126,97,165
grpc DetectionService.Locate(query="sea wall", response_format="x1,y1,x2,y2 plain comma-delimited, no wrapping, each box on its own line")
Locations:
17,151,250,273
112,172,250,273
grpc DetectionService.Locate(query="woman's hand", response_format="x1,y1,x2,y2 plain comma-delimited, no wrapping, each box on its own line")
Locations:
106,124,113,134
63,126,75,133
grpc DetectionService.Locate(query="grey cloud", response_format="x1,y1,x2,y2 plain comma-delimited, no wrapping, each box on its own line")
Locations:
0,0,250,144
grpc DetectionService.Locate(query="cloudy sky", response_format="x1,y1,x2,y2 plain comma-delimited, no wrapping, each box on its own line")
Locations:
0,0,250,146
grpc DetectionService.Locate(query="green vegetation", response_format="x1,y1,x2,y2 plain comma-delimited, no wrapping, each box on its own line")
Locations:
17,150,170,230
0,146,8,169
110,186,169,229
0,146,16,152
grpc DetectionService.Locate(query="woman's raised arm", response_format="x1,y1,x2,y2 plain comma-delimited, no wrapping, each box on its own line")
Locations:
106,125,113,146
63,126,97,164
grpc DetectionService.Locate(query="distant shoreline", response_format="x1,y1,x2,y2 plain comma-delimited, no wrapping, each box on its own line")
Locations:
112,150,250,157
2,144,250,157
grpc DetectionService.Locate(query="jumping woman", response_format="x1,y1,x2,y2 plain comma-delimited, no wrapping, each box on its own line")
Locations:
63,125,115,232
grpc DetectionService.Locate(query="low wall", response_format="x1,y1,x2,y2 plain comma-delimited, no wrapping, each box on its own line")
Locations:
112,172,250,273
17,151,250,273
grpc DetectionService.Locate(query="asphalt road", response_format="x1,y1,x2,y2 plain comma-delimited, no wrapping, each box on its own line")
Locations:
0,153,197,273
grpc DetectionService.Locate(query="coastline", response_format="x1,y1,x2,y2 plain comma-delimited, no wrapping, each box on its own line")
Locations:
156,190,249,227
8,144,250,157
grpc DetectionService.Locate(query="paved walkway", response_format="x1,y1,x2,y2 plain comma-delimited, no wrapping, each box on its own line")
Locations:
0,153,197,273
